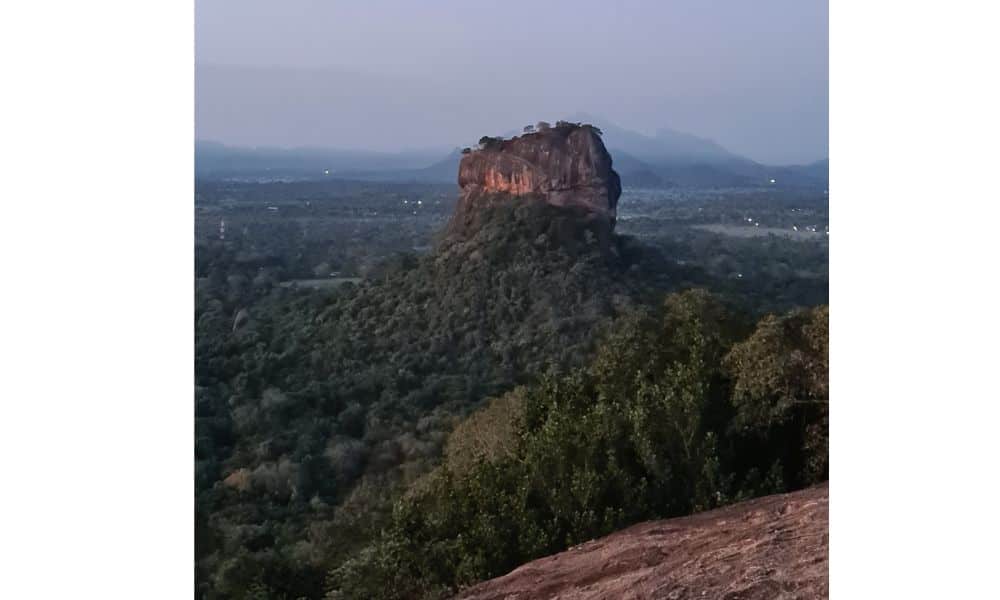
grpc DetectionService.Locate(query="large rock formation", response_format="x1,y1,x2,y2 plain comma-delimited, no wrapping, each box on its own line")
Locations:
454,484,829,600
448,123,622,237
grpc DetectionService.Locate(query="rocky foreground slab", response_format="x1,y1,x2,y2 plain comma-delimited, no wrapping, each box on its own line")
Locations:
454,483,828,600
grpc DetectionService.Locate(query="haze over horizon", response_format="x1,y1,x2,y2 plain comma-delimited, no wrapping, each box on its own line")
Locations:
196,0,828,165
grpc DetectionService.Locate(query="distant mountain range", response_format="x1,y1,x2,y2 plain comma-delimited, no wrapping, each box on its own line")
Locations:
196,116,827,189
562,114,826,188
194,141,448,178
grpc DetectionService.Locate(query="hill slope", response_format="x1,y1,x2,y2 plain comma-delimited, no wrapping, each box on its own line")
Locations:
455,484,829,600
195,193,676,598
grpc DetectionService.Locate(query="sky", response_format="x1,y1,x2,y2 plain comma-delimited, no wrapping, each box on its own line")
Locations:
195,0,828,165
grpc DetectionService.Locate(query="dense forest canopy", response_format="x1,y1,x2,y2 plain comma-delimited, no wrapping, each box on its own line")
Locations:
327,292,827,599
194,179,828,599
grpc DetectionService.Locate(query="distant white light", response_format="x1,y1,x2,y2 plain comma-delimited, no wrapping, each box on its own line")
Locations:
769,178,776,184
417,200,422,205
324,169,330,175
403,199,408,204
793,226,798,231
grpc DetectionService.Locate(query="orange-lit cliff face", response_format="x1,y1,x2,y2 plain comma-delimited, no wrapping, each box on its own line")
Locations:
481,166,538,196
449,124,621,237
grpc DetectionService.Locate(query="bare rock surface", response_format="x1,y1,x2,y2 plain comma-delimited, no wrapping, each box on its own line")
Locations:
449,124,621,237
454,483,828,600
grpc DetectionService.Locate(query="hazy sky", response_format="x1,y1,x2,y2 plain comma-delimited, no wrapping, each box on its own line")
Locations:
196,0,828,165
